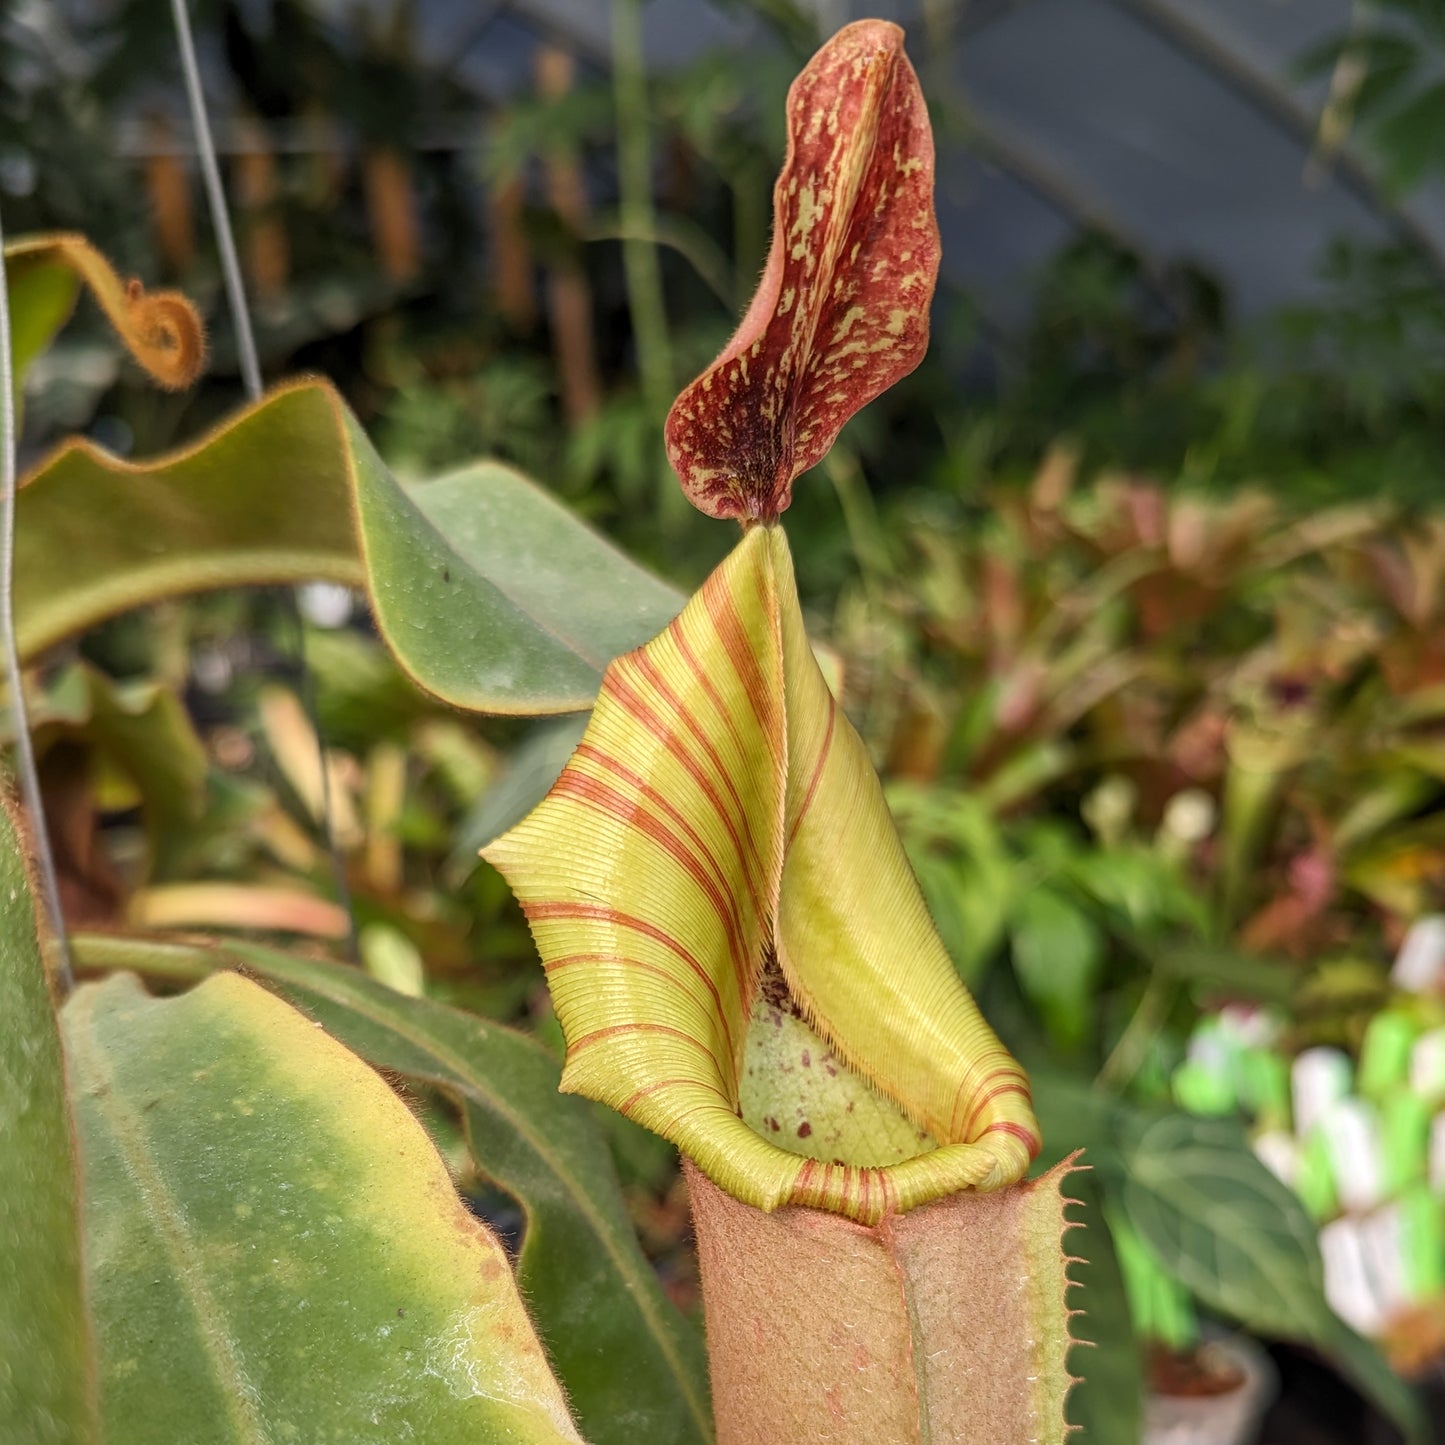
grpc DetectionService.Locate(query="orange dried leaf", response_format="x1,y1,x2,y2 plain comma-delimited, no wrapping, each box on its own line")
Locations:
665,20,939,521
7,233,205,389
129,883,351,939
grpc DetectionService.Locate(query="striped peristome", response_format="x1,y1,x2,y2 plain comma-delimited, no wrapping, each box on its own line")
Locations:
484,525,1040,1224
663,19,940,523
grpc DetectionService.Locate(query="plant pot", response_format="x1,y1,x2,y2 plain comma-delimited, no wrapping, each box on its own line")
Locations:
1144,1334,1277,1445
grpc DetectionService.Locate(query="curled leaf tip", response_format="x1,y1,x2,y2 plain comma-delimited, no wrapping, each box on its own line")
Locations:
6,233,206,389
118,274,207,389
665,19,939,522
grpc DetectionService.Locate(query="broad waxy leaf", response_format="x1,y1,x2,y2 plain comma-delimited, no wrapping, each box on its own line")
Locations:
687,1158,1077,1445
1010,885,1104,1051
17,379,682,712
485,523,1039,1223
6,233,204,391
1119,1112,1331,1341
1122,1113,1429,1439
71,932,713,1445
664,19,939,521
0,799,97,1444
64,969,585,1445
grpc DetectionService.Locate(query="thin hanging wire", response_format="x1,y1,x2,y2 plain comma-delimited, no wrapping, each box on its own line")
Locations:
169,0,359,958
169,0,262,402
0,204,76,991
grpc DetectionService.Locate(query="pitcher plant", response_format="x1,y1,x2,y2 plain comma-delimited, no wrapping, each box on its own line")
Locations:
483,20,1079,1445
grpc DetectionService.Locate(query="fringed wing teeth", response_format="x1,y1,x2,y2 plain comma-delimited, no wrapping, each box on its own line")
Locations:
690,1158,1081,1444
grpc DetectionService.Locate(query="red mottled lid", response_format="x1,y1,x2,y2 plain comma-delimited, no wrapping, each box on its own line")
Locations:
665,20,940,522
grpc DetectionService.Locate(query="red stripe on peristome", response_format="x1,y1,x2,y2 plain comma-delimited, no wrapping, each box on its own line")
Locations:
794,1157,817,1201
575,741,746,909
982,1119,1043,1160
550,770,754,998
958,1076,1032,1138
669,615,752,775
786,690,836,848
878,1169,896,1219
605,665,770,917
616,1074,734,1114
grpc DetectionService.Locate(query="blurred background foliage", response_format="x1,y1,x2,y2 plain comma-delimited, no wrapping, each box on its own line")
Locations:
11,0,1445,1439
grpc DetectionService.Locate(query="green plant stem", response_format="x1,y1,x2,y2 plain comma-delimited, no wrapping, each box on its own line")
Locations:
0,206,73,991
72,933,225,984
1095,970,1176,1095
610,0,675,430
824,447,892,593
586,210,735,308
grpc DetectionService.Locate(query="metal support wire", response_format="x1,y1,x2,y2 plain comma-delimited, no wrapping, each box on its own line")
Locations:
169,0,262,402
0,206,76,991
169,0,359,958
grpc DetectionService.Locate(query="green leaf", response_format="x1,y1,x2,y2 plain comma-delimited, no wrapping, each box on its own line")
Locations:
1375,79,1445,192
1028,1066,1123,1172
71,934,714,1445
1033,1091,1427,1441
892,787,1015,985
1292,31,1420,110
1010,886,1103,1049
447,713,590,881
5,244,81,406
1149,941,1297,1004
0,801,97,1444
1065,846,1206,937
1321,1315,1429,1445
18,380,682,714
63,969,584,1445
15,662,209,864
1118,1112,1329,1339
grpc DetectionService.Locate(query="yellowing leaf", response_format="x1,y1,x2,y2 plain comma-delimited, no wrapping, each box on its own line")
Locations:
65,971,586,1445
484,525,1039,1223
664,20,939,521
